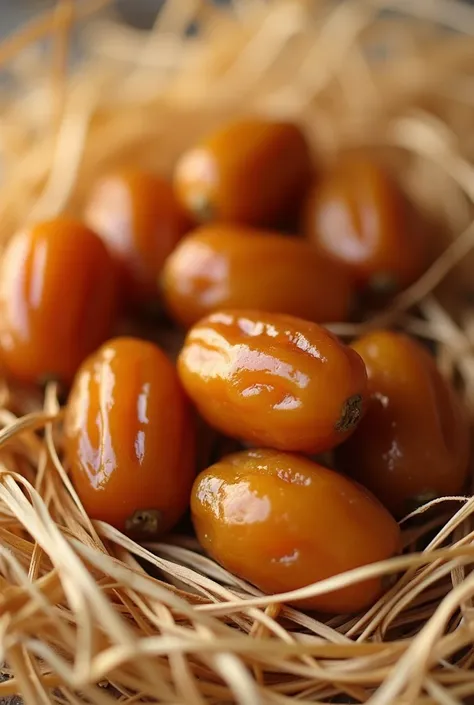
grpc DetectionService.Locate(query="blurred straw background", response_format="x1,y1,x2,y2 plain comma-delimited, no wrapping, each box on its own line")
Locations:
2,1,162,36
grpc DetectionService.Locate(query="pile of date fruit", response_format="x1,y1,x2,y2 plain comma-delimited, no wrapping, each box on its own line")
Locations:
0,118,468,615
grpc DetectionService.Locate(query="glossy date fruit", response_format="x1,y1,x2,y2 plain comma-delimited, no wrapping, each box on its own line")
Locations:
178,311,368,453
192,448,401,613
303,156,426,294
336,330,470,517
162,223,352,328
0,218,118,385
174,119,312,227
64,337,195,535
85,169,190,306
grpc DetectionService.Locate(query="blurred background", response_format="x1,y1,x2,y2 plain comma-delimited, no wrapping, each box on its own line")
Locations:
1,1,172,35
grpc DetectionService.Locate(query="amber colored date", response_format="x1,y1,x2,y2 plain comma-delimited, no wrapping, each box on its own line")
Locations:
85,169,190,307
64,337,195,536
336,330,470,517
174,119,312,227
162,223,352,328
178,310,368,453
192,448,400,613
0,218,118,385
303,156,427,294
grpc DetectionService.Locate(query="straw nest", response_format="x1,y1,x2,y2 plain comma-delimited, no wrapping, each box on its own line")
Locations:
0,0,474,703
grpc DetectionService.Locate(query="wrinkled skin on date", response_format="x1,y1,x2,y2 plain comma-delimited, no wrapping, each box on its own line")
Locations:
178,310,368,453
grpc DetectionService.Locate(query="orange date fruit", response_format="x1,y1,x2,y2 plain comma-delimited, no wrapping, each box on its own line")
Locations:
0,218,118,385
336,330,470,517
174,119,312,227
85,169,190,306
64,337,195,536
162,223,352,328
178,310,368,453
192,448,400,613
303,156,426,294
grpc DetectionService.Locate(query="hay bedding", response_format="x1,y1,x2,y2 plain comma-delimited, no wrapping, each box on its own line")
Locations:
0,1,473,703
